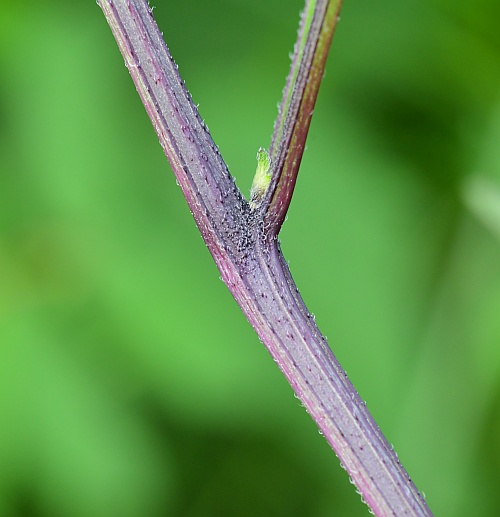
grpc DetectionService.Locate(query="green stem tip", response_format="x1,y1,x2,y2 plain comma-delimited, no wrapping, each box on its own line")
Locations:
250,147,271,208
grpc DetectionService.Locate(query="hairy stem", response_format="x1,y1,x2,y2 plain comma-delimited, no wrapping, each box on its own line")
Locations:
98,1,433,515
264,0,342,236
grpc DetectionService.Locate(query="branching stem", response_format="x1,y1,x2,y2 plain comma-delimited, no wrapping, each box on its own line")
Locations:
98,1,433,515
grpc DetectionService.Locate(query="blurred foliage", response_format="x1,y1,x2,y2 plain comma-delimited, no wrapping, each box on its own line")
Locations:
1,0,500,515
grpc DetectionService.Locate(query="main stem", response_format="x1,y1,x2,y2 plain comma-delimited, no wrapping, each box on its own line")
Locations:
234,231,431,516
98,1,432,515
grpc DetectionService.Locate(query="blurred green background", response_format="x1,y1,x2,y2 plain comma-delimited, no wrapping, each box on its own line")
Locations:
1,0,500,515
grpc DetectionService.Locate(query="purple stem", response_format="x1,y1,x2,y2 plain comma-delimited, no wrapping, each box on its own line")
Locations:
98,1,433,515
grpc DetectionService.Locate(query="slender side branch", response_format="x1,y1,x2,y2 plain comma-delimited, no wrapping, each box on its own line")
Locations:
262,0,342,236
98,1,433,516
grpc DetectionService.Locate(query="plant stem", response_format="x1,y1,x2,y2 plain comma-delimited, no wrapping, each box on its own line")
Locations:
98,1,433,515
264,0,341,235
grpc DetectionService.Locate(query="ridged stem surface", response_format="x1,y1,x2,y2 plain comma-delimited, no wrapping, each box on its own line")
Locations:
98,1,433,515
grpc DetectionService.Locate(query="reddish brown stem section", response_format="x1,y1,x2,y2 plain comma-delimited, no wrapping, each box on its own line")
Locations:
264,1,341,237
